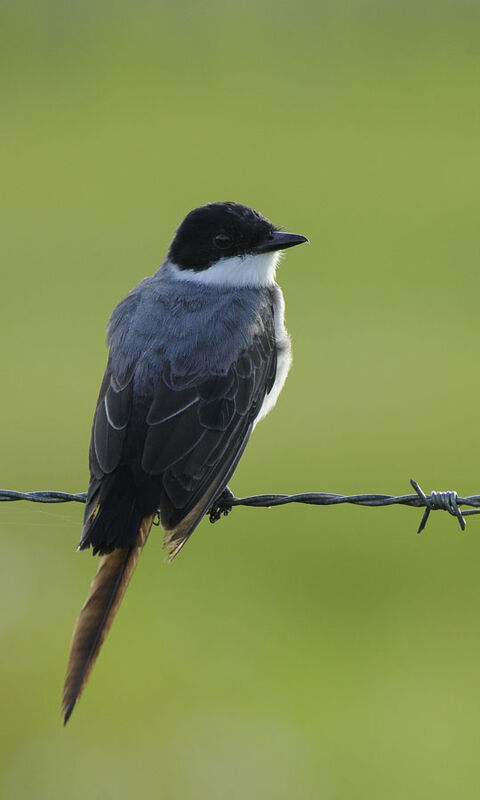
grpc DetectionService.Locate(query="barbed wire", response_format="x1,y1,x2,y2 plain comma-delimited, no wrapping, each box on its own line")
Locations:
0,490,87,504
2,480,480,533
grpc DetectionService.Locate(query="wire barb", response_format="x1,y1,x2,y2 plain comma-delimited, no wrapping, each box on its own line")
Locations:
2,482,480,533
410,479,466,533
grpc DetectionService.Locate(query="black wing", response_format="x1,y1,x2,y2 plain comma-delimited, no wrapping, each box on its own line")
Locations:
81,312,277,558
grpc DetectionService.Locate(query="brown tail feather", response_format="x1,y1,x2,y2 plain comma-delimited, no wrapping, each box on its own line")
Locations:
62,515,153,724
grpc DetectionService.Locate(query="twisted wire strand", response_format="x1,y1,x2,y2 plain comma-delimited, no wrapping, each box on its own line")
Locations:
0,490,87,503
2,481,480,533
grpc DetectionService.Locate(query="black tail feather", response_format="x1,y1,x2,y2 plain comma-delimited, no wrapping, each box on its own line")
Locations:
80,468,144,554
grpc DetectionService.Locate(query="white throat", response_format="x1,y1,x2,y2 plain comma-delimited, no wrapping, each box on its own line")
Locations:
167,251,281,288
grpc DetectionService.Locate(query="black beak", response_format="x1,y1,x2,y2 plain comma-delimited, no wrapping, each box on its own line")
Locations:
252,230,309,254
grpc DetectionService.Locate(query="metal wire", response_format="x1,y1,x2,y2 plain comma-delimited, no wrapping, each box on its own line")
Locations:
0,490,87,504
2,480,480,533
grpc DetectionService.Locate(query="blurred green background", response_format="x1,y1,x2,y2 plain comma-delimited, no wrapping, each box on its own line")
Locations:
2,0,480,797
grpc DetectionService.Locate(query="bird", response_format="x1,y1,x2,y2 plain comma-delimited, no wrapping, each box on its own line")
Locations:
62,201,308,723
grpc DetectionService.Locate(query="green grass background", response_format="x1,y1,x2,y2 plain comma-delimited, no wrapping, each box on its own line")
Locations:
1,1,480,797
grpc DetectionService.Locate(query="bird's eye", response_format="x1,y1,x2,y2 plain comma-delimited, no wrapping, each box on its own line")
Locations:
213,232,232,249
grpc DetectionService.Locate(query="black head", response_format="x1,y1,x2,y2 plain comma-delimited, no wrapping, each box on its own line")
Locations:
168,201,307,271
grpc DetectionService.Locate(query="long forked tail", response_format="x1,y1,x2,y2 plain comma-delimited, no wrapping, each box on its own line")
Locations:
62,515,154,724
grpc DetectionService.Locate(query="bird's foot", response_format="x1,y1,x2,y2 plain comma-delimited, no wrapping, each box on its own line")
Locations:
209,487,234,524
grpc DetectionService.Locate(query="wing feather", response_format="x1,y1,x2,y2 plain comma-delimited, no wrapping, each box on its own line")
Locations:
84,304,277,556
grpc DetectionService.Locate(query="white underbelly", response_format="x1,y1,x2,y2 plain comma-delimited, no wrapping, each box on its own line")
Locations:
254,285,292,426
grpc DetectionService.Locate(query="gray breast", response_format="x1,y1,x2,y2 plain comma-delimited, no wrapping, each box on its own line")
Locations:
107,269,275,391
